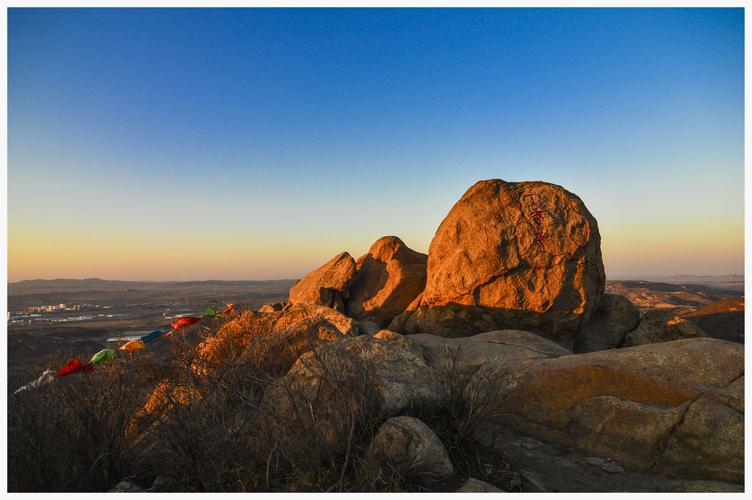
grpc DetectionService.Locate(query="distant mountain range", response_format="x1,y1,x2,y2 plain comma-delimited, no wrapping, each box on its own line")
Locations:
653,275,744,290
604,275,743,291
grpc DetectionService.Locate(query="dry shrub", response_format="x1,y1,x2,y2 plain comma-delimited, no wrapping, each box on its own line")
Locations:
139,318,387,492
401,344,517,489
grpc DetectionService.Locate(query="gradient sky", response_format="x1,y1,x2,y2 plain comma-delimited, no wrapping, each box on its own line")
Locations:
8,8,744,282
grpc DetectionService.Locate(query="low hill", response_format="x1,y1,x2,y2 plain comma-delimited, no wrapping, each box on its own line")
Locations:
682,296,744,343
605,280,740,311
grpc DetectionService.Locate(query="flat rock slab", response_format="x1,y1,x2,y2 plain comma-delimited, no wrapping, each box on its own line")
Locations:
407,329,571,374
465,338,743,483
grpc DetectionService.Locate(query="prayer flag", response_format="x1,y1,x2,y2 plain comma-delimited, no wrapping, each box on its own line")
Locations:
202,306,221,320
55,359,95,377
120,339,146,353
89,349,116,365
140,330,164,344
14,369,55,394
170,316,202,330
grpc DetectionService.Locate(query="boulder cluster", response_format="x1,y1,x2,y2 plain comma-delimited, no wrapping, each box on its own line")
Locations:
255,179,743,490
287,235,429,329
140,179,744,492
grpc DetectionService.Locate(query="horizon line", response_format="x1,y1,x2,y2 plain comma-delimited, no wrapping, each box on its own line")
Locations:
8,273,746,286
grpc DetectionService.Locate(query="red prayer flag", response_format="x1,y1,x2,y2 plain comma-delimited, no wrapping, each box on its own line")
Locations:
170,316,202,330
223,303,234,316
55,359,95,378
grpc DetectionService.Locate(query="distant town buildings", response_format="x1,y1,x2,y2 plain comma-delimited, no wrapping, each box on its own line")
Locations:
26,304,81,313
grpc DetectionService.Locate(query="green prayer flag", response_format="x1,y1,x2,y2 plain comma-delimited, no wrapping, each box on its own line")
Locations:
203,306,221,319
90,348,116,365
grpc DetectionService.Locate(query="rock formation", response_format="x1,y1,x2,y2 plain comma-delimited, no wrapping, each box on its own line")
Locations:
345,236,427,327
288,237,427,327
288,252,356,311
120,179,743,492
258,334,445,458
368,416,455,488
388,179,606,345
262,335,444,423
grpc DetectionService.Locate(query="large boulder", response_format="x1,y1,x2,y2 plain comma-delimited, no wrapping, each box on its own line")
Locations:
288,252,356,311
465,338,743,483
345,236,427,327
263,335,443,419
368,416,455,488
573,294,641,352
623,310,707,347
388,179,605,345
259,335,445,454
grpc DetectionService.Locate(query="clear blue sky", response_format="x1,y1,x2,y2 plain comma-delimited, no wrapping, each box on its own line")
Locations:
8,8,744,281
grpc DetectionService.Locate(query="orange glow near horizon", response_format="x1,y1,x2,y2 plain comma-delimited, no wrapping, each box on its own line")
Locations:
9,213,743,282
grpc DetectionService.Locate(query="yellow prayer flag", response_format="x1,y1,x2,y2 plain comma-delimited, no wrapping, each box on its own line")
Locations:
119,339,146,353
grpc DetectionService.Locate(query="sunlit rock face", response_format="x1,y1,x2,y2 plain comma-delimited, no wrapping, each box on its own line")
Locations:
389,179,606,345
195,304,356,373
345,236,427,328
288,252,356,312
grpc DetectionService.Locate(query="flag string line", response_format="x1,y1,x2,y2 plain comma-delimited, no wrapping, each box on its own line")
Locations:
11,303,235,396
